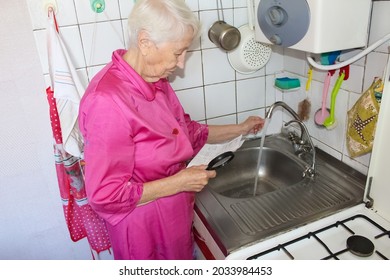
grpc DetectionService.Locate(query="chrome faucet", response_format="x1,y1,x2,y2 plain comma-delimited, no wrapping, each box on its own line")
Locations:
265,101,316,178
284,119,316,178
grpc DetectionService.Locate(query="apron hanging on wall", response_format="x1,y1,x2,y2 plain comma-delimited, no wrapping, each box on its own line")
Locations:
45,9,111,256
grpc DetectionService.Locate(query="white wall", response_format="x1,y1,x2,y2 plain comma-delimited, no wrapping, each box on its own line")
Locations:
0,0,389,259
0,1,93,259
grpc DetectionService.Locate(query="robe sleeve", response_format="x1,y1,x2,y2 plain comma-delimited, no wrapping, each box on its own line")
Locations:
79,94,143,225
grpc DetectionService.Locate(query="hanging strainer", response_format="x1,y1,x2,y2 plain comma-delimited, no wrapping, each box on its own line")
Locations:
227,0,272,74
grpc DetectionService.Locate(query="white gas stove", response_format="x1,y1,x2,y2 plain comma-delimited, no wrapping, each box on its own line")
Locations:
225,204,390,260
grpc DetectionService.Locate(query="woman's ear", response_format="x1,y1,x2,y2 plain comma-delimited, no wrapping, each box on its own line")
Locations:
138,30,152,56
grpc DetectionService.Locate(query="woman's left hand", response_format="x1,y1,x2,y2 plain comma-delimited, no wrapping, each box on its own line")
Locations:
240,116,265,136
207,115,266,144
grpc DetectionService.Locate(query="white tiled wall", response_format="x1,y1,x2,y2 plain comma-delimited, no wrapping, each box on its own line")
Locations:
28,0,390,176
29,0,275,129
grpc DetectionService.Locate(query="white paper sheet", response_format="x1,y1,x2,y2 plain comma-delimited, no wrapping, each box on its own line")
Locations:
187,135,244,167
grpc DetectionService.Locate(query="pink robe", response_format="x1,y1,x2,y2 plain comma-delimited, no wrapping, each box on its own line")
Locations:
78,49,208,259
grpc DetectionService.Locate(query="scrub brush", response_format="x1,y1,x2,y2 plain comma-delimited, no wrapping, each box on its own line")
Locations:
298,69,312,121
298,98,311,121
323,72,345,129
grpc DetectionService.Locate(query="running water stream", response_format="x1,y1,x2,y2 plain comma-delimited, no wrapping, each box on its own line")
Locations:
253,118,271,196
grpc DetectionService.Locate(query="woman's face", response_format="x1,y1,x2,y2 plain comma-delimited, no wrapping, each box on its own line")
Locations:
142,31,193,82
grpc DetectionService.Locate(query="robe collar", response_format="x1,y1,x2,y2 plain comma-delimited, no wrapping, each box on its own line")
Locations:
112,49,167,101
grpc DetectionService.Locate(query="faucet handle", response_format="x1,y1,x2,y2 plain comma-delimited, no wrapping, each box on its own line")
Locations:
284,119,316,177
287,131,301,144
284,120,305,141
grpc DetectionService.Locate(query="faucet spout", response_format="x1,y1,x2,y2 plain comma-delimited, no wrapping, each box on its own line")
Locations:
265,101,301,120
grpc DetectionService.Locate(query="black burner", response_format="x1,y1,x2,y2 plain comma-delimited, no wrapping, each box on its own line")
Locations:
346,235,375,257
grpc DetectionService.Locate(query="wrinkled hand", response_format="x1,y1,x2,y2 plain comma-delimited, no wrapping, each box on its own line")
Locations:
174,165,216,193
240,116,265,135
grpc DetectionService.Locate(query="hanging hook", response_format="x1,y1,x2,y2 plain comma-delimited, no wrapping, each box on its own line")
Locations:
47,6,53,17
339,65,350,80
90,0,105,13
48,6,59,32
43,0,57,16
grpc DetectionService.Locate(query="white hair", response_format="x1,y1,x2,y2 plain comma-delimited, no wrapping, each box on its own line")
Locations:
127,0,201,47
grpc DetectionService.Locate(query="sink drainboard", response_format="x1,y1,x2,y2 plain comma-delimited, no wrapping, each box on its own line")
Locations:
229,175,361,236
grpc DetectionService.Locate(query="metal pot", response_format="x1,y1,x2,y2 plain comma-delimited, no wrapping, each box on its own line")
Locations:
208,0,241,52
208,20,241,51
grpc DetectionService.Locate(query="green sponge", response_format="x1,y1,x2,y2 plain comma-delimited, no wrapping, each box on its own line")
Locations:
275,77,301,90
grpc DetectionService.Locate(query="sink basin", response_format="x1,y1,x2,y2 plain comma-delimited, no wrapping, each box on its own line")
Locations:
208,147,306,198
195,133,366,256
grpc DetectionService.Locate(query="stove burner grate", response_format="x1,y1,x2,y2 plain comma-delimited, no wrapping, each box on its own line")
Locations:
247,214,390,260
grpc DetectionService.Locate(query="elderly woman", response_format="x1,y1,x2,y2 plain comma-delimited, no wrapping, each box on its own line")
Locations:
79,0,264,260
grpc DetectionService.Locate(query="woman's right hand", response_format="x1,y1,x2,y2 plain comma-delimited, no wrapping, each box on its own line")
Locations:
139,165,216,205
174,165,216,193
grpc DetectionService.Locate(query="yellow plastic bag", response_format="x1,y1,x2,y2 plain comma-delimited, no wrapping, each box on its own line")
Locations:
346,77,383,158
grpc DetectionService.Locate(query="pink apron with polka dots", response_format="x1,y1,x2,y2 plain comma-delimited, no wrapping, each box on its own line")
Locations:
46,87,111,255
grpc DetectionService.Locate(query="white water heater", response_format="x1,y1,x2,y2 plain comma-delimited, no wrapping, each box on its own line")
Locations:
254,0,372,53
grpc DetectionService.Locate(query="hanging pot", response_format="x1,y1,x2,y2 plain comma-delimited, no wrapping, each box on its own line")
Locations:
227,0,272,74
208,21,241,51
208,0,241,51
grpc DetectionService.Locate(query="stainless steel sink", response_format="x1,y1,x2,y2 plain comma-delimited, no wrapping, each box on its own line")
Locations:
195,133,366,256
208,147,306,198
